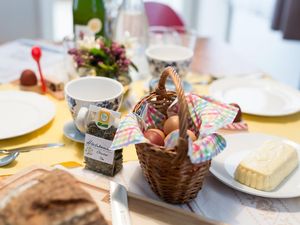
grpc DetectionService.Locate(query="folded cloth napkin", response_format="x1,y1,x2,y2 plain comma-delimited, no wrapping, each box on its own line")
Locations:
111,94,238,164
221,121,248,131
167,94,239,136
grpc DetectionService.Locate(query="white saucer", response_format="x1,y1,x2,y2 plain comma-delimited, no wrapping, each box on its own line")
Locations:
63,121,85,143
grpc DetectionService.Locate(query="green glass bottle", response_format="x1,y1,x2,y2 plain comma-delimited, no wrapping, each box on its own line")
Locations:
73,0,106,39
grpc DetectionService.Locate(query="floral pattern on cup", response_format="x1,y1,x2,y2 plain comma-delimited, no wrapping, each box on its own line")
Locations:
145,45,193,78
66,95,122,120
147,58,192,78
65,76,124,133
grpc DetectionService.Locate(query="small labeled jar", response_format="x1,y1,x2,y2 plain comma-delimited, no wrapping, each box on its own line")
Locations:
84,105,123,176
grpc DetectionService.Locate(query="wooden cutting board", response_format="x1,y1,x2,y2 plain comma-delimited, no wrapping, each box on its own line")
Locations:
0,166,228,225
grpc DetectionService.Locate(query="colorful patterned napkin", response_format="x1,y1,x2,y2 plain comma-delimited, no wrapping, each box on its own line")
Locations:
135,102,166,130
111,94,238,164
221,121,248,131
110,113,149,150
164,129,226,164
167,94,239,136
190,133,226,164
164,129,193,149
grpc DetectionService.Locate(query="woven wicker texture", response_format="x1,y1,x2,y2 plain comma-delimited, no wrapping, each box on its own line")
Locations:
133,67,211,204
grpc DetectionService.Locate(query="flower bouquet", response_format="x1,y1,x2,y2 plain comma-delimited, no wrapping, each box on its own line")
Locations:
68,37,137,87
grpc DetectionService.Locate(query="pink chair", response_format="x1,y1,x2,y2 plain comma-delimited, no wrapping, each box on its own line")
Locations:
144,2,185,27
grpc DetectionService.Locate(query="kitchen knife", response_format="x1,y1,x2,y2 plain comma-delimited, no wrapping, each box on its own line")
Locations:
110,181,132,225
0,143,64,154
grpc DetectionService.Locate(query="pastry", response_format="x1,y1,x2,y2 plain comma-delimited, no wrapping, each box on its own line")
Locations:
234,141,298,191
44,78,65,100
20,69,38,86
0,169,108,225
18,69,65,99
19,69,41,93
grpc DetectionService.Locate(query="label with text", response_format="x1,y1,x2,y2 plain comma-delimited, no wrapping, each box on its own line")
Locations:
75,18,102,39
84,133,114,164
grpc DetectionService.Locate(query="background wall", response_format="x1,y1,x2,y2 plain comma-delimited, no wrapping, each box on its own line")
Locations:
229,0,300,88
0,0,299,88
0,0,53,43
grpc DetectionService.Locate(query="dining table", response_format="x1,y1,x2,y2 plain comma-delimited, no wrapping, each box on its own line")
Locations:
0,37,300,225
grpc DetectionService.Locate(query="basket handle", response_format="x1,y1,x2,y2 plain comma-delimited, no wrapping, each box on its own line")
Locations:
155,67,194,162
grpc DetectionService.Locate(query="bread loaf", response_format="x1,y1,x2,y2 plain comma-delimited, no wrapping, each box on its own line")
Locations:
0,170,108,225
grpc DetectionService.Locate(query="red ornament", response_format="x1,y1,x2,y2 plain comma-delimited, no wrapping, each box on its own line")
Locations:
31,46,47,93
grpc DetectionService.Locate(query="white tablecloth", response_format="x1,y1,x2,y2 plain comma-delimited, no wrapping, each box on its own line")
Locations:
58,161,300,225
0,39,65,84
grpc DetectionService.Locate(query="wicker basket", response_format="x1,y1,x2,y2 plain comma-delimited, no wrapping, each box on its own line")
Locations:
133,67,211,204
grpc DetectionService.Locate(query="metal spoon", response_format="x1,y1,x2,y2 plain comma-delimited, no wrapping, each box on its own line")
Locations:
0,143,64,167
0,152,19,167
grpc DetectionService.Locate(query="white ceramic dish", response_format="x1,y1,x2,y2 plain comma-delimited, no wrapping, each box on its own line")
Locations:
209,78,300,116
0,91,55,139
210,133,300,198
63,121,85,143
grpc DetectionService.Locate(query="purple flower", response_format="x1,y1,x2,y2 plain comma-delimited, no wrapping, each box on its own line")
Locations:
68,37,137,77
103,47,110,54
119,53,126,59
75,55,84,66
123,59,130,66
68,48,78,55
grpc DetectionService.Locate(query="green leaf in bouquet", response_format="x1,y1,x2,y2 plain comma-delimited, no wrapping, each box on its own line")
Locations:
104,38,112,47
90,48,106,57
130,62,139,72
99,63,115,71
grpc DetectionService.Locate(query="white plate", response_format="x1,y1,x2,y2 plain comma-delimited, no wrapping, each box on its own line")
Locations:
0,91,55,139
209,78,300,116
210,133,300,198
63,121,85,143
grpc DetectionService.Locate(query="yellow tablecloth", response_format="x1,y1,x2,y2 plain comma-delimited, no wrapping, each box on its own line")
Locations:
0,84,139,176
1,77,300,176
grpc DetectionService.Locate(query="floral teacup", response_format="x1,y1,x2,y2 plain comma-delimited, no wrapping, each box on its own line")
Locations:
146,45,193,78
65,76,124,133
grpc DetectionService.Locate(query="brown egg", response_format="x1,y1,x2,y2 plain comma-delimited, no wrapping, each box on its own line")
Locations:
229,103,242,122
163,116,179,135
187,130,197,141
147,128,165,139
144,129,164,146
20,69,37,86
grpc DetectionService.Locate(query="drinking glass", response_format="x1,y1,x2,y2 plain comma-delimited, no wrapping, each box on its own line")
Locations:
148,26,197,50
113,0,149,80
104,0,123,39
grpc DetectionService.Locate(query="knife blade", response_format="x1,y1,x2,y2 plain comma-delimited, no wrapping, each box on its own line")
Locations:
0,143,64,154
110,181,132,225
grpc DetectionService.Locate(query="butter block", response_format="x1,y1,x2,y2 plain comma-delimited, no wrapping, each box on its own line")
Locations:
234,141,298,191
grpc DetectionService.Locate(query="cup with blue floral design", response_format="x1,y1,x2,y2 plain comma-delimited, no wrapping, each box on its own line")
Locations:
65,76,124,133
